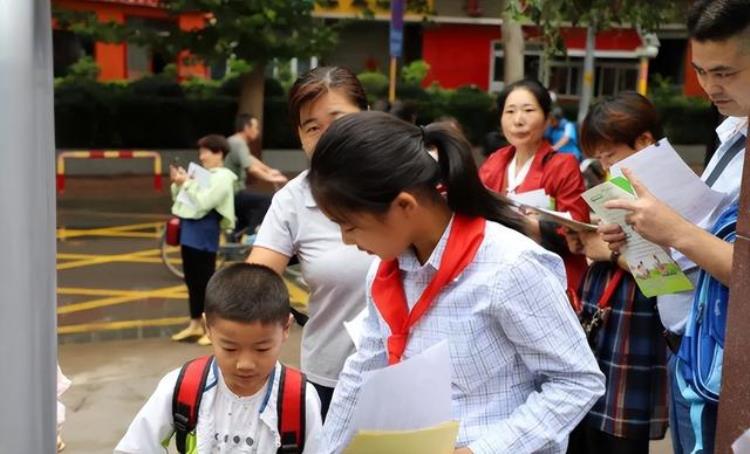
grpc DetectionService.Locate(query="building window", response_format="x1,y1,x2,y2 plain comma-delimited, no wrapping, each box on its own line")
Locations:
490,40,639,99
53,30,94,78
489,41,542,93
594,61,638,97
125,17,170,80
548,60,583,97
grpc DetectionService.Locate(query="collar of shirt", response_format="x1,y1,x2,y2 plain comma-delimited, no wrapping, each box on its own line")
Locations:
397,215,454,273
716,116,749,144
299,170,318,209
205,359,282,434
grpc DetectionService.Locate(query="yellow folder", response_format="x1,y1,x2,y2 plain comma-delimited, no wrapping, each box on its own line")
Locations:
343,420,460,454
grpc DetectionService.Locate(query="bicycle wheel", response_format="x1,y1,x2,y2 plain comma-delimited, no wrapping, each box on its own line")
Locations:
160,231,184,279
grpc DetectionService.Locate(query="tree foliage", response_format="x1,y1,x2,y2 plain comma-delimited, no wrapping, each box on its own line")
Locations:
164,0,336,66
507,0,681,55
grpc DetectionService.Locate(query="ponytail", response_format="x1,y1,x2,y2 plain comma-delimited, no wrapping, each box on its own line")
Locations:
309,111,525,234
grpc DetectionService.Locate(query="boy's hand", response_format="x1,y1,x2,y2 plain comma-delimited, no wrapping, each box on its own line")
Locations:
454,448,474,454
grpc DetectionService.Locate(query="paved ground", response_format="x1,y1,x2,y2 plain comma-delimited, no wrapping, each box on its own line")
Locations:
58,330,673,453
59,328,304,453
56,175,307,344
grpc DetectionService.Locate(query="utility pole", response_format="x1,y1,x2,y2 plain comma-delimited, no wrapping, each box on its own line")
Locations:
388,0,405,103
0,1,58,452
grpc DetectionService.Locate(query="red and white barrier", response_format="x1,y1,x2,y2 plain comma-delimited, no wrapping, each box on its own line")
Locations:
56,150,163,193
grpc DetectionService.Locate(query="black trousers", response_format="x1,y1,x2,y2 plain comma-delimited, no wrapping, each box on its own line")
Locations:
180,245,216,319
567,423,650,454
234,190,272,236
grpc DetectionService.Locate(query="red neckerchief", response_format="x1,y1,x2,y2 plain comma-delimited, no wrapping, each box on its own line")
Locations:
371,215,486,365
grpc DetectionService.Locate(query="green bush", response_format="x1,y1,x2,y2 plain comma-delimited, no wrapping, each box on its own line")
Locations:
656,97,713,145
54,73,714,150
63,56,100,82
357,71,389,101
401,60,430,86
183,77,222,100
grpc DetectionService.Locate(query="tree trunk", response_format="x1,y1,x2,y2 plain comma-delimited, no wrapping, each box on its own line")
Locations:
238,63,266,158
501,9,525,85
577,24,596,125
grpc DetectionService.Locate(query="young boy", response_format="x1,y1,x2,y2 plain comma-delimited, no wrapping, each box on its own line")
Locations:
115,263,323,454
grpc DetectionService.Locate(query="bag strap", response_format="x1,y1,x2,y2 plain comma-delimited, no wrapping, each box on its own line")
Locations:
172,355,213,454
596,268,625,310
277,365,307,454
705,133,745,187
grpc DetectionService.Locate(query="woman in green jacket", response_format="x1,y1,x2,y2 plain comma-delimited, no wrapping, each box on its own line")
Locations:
169,134,236,345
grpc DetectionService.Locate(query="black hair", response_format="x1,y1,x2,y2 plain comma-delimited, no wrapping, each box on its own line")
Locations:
496,79,552,117
197,134,230,158
235,113,258,133
204,263,290,326
308,111,525,233
688,0,750,42
288,66,369,130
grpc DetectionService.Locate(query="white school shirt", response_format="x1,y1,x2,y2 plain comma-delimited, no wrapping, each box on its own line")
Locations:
115,361,323,454
657,116,747,333
254,171,374,387
322,218,605,454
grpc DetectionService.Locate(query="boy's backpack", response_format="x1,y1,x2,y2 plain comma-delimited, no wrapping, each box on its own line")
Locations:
172,355,307,454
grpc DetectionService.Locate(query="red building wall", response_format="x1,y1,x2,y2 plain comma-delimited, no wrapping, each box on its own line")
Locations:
683,43,707,98
422,24,501,90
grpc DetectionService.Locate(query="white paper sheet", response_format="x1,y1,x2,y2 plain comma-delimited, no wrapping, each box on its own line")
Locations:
734,428,750,453
508,188,551,209
350,341,453,432
176,162,211,208
610,138,725,225
344,307,369,351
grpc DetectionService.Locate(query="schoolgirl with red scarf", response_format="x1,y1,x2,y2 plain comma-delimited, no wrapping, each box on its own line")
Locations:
306,111,605,454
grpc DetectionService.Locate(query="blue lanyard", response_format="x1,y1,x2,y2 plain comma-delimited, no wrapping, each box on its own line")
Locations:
210,358,275,414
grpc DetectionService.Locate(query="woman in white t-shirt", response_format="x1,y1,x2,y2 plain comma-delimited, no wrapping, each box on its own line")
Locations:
246,67,373,419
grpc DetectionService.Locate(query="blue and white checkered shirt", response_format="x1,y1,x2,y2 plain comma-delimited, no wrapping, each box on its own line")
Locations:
322,218,605,454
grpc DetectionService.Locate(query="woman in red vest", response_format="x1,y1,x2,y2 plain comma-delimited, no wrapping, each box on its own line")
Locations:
479,79,589,303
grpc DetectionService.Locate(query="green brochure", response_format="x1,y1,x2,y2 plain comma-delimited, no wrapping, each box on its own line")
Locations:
582,177,694,297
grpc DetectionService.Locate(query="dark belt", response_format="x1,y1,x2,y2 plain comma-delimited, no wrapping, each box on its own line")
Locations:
663,330,683,354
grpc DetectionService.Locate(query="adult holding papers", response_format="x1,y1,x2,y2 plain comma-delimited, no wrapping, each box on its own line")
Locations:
598,2,749,452
310,112,604,454
564,93,669,453
479,79,590,307
169,135,236,345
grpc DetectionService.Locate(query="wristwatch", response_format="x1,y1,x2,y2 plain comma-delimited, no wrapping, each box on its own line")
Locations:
610,250,621,264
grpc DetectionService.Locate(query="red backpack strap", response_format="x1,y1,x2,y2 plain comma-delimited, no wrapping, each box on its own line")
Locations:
277,365,307,454
172,355,213,454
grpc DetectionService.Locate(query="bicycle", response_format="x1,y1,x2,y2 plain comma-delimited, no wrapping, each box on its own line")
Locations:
159,228,309,293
